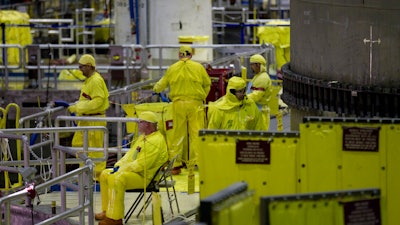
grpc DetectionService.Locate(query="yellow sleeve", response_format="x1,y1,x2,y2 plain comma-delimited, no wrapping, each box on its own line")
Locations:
201,67,211,97
123,133,168,173
247,89,265,104
153,68,172,93
207,103,222,129
248,72,273,105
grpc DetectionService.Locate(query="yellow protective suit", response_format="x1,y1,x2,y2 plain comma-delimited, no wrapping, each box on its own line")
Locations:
153,58,211,166
208,77,266,130
99,131,168,220
69,71,109,179
247,55,273,130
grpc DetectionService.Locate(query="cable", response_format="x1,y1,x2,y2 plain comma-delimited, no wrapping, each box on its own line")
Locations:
140,136,147,224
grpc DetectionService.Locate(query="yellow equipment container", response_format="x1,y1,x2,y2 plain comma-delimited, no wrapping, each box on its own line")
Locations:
299,118,400,225
261,189,381,225
198,130,300,225
198,117,400,225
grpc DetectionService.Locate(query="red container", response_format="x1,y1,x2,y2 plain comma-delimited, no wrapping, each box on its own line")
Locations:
206,68,233,103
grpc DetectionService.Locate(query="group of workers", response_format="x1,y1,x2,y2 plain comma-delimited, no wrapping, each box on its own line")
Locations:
153,45,273,175
67,45,273,225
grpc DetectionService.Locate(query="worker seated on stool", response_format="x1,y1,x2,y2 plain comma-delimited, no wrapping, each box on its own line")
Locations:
95,111,168,225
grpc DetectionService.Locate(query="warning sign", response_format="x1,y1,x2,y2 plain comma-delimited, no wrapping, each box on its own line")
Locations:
342,127,380,152
236,140,270,164
343,198,381,225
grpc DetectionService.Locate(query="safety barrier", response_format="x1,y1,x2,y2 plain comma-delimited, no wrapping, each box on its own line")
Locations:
0,152,94,225
0,44,23,89
0,43,275,93
199,182,255,225
198,116,400,225
0,126,108,179
0,103,22,189
2,105,154,191
198,129,300,224
299,117,400,225
260,188,381,225
0,130,96,224
23,44,145,90
0,132,28,192
55,116,140,162
0,166,94,225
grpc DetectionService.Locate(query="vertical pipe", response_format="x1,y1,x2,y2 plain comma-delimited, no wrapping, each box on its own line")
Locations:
117,121,123,160
1,23,9,89
135,0,140,44
1,23,5,60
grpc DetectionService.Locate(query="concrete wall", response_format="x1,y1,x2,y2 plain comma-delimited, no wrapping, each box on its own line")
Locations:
148,0,213,60
290,0,400,87
149,0,212,45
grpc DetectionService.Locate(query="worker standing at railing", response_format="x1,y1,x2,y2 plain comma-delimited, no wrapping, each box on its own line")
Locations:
247,54,273,130
68,54,109,180
153,45,211,175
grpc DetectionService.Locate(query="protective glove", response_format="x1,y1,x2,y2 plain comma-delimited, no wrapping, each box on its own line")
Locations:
54,100,70,108
110,166,120,174
68,105,77,113
159,92,170,102
152,92,170,102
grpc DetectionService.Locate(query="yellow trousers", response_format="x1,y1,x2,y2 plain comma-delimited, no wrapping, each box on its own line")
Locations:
72,118,107,179
169,99,204,167
100,169,147,220
261,105,271,131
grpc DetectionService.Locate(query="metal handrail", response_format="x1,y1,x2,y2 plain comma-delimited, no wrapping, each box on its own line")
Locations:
0,44,23,70
29,19,75,44
0,165,94,225
0,44,23,90
55,116,139,161
0,126,108,177
0,130,97,225
19,43,145,90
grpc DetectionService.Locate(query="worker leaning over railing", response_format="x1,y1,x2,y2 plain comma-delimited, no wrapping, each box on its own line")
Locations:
153,45,211,175
68,54,110,180
247,54,273,130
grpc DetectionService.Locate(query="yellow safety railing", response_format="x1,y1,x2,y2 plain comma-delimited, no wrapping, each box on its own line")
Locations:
0,103,22,190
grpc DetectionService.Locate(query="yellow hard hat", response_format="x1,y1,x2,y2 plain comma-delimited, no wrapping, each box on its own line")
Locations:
179,45,193,56
79,54,96,67
250,54,266,66
227,76,246,91
138,111,159,123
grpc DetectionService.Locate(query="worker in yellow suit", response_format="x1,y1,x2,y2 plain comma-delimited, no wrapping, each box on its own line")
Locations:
68,54,109,179
208,76,266,130
94,111,168,225
153,45,211,175
247,54,273,130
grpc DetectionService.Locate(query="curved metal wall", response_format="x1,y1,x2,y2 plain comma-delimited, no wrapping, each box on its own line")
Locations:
290,0,400,87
